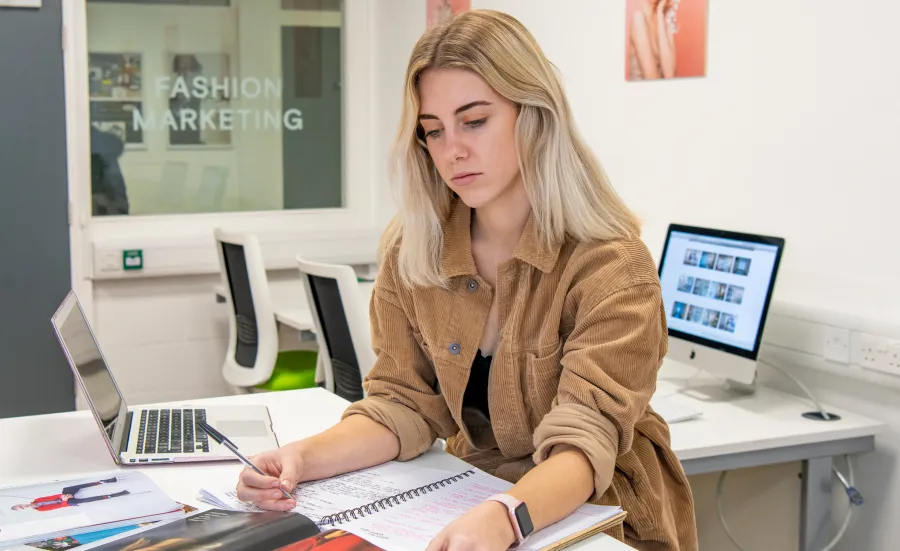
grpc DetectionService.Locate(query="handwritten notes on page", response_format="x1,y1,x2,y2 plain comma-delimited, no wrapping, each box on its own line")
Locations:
199,461,452,523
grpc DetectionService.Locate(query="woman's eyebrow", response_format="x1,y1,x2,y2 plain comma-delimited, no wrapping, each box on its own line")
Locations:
419,100,493,121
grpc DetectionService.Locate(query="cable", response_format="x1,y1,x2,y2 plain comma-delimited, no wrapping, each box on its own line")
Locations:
716,360,862,551
758,359,834,420
717,454,860,551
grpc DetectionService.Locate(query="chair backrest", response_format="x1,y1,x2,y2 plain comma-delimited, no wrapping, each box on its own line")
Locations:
296,257,375,402
214,229,279,387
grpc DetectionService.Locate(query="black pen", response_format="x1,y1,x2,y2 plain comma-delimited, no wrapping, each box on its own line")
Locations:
196,419,294,500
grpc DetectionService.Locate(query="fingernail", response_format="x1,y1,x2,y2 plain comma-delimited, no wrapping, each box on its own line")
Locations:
281,480,292,490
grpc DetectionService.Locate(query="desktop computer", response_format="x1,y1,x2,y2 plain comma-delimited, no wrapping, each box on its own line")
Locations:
657,224,785,392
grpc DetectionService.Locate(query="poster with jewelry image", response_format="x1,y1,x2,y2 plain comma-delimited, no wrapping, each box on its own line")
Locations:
625,0,708,80
427,0,470,28
89,53,142,99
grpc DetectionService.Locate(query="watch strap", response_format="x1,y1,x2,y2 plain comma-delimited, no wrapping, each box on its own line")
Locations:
484,493,527,547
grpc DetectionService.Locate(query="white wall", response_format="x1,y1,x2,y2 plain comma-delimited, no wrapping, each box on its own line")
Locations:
470,1,898,549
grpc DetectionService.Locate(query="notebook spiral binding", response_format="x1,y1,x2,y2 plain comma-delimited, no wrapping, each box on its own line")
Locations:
317,469,475,527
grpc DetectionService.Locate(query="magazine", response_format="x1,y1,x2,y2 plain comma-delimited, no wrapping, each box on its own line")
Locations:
275,529,387,551
21,504,197,551
87,509,320,551
0,472,184,547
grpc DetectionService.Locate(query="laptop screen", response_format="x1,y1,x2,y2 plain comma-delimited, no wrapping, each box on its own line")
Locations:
52,292,128,448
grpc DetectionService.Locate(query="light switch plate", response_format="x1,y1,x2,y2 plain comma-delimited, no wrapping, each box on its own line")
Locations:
824,327,850,364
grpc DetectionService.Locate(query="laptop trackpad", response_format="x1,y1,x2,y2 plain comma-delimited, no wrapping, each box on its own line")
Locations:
215,420,269,438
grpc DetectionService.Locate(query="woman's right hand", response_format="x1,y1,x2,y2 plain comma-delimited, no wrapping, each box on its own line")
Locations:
235,442,305,511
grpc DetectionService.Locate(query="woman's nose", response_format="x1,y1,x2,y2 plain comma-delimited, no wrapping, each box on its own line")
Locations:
444,130,468,162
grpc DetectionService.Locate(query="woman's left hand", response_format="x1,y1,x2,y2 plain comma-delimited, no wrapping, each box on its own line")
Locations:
424,500,517,551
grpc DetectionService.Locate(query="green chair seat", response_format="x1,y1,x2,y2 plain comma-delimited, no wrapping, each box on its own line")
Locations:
255,350,319,392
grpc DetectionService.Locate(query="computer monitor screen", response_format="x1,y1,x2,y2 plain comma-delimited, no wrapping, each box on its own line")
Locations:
658,225,785,360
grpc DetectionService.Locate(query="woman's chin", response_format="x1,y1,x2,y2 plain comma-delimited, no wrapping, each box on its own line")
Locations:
453,187,497,210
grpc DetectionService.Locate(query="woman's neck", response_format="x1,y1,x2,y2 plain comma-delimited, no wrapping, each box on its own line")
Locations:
471,184,532,252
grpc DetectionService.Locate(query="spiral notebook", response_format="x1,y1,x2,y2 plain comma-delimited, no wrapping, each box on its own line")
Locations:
198,461,626,551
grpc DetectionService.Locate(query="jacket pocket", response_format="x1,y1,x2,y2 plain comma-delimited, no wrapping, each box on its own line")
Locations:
524,341,563,425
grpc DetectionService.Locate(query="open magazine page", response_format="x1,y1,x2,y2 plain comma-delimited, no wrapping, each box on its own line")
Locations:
0,472,182,547
275,529,387,551
87,509,320,551
20,504,198,551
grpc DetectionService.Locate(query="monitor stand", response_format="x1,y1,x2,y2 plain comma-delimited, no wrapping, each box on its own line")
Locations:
659,358,758,402
723,375,757,396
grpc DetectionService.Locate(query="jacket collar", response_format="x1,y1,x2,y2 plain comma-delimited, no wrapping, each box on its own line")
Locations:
440,197,562,278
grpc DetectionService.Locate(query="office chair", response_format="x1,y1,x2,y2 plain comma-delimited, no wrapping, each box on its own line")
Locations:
296,257,376,402
214,229,318,392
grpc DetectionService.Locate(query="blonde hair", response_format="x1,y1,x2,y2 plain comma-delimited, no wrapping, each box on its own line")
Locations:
382,9,641,288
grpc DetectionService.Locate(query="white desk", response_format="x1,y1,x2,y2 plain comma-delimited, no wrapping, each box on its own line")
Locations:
0,389,634,551
658,361,884,551
213,281,375,332
1,366,883,551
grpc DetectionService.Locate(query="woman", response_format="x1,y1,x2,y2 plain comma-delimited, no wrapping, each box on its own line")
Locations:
236,10,697,551
628,0,678,80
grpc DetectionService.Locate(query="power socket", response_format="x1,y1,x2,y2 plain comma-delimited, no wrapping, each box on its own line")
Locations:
853,332,900,376
888,340,900,371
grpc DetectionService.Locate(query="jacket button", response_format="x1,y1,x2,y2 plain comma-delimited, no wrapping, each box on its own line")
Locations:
466,279,478,292
448,342,461,355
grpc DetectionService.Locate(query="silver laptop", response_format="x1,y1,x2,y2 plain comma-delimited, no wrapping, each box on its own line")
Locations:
51,290,280,465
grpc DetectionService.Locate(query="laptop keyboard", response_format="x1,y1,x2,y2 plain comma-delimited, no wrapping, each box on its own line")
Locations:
135,408,208,455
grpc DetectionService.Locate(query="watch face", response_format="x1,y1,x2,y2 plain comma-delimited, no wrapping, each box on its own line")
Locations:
514,502,534,537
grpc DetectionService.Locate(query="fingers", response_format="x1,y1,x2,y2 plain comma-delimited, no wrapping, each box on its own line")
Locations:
235,482,293,504
249,498,297,512
234,449,302,509
278,463,301,493
237,463,292,504
423,534,446,551
240,465,282,491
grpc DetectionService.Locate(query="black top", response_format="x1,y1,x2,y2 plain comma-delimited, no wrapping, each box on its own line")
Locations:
462,350,492,420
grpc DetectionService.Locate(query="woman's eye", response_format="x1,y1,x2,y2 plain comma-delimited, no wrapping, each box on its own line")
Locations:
465,118,487,128
424,128,442,139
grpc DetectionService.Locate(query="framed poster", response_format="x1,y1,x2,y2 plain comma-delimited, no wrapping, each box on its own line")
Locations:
167,53,232,148
90,101,144,147
89,53,142,99
625,0,708,81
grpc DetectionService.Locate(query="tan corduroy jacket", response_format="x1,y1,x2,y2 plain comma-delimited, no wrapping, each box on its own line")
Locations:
342,199,698,551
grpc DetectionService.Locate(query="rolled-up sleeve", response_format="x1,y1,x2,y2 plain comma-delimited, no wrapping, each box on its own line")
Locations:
341,249,457,461
532,282,666,498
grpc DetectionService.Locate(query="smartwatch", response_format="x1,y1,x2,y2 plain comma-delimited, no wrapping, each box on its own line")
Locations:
484,493,534,547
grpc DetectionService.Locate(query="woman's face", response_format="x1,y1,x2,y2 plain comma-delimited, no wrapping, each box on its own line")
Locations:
417,67,522,209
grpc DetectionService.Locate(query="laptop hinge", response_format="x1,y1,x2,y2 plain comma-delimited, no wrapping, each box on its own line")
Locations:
120,411,134,455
